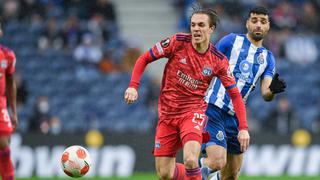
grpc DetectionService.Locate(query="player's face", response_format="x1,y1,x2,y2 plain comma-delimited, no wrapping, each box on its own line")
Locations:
246,13,270,41
190,14,214,44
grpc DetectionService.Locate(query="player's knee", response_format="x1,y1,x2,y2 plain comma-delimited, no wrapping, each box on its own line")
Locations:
183,155,198,169
207,156,226,170
156,169,172,180
223,171,239,180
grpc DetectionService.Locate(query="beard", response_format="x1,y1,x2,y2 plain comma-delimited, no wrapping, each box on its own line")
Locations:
250,31,264,41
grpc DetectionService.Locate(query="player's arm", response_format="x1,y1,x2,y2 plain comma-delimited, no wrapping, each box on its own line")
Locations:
260,52,286,101
6,53,18,131
261,73,286,101
124,35,176,104
260,76,274,101
218,58,250,152
124,50,155,104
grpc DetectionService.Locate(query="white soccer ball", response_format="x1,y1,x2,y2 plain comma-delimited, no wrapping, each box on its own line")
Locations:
61,145,92,178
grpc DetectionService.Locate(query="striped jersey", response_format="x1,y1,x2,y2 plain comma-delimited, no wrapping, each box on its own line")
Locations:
205,33,275,115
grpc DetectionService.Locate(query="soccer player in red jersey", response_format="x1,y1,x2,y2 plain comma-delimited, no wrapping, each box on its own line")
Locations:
124,8,249,180
0,23,18,180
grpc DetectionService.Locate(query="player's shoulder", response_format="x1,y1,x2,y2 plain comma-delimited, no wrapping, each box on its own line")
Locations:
175,33,192,42
266,49,274,57
266,50,276,63
225,33,238,38
0,44,15,60
221,33,238,41
210,44,226,61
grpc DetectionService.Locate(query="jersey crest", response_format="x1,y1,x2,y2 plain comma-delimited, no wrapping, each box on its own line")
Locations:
202,66,212,76
216,131,224,141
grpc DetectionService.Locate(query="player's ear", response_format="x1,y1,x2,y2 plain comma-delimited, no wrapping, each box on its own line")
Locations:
266,21,270,32
210,25,215,33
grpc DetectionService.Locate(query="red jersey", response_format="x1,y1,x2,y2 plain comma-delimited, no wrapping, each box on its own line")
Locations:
0,45,16,108
130,33,236,122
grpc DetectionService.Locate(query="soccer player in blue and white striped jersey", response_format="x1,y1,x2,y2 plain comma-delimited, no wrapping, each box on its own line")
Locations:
200,6,286,180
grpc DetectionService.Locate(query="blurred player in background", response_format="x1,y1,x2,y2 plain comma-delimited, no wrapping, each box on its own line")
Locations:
200,6,286,180
124,7,249,180
0,22,18,180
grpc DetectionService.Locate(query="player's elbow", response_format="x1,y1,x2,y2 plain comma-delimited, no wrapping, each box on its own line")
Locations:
261,88,275,102
262,94,273,102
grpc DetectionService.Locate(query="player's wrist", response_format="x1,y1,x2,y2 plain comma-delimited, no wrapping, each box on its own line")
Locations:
239,126,248,131
128,82,139,90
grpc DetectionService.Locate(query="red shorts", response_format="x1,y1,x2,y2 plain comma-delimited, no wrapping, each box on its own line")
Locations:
0,108,12,136
153,110,208,157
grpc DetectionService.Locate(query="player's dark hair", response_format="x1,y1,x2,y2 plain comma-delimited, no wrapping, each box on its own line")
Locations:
190,4,219,28
248,6,270,20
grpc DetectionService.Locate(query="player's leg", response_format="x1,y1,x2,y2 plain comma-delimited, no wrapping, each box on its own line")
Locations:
0,109,14,180
200,105,227,179
183,140,201,169
220,153,243,180
179,110,208,180
0,135,14,180
220,113,244,180
202,145,226,172
182,139,202,180
155,156,176,180
153,121,182,180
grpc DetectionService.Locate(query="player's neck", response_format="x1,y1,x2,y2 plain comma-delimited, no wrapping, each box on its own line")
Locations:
246,34,263,47
192,41,209,54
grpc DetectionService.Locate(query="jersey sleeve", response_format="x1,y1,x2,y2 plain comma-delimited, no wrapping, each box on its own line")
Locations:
6,50,16,75
216,33,235,55
128,34,177,89
261,51,275,78
218,57,248,130
217,57,236,89
149,34,177,61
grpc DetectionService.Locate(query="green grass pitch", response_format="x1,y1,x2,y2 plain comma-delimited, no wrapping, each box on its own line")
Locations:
15,173,320,180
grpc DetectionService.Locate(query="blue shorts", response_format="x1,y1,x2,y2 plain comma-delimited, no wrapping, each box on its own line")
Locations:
202,104,242,154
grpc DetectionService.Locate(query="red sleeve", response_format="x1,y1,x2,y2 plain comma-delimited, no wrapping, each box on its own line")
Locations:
128,50,153,90
150,34,176,59
128,34,177,90
227,87,248,130
217,57,236,88
218,57,248,130
6,50,16,75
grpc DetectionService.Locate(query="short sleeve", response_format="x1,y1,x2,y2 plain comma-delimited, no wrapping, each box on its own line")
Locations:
261,51,275,78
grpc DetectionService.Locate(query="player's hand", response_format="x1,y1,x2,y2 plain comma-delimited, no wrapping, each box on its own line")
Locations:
11,116,18,132
269,73,286,94
238,130,250,152
124,87,138,104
